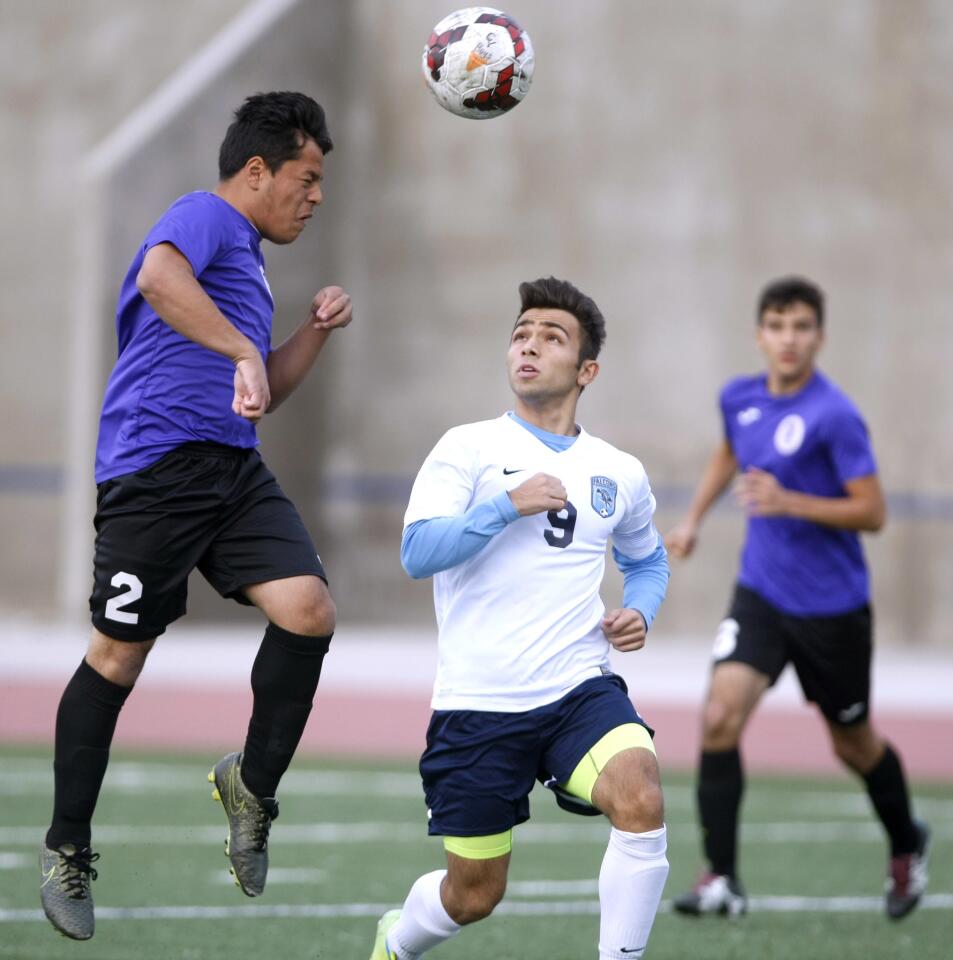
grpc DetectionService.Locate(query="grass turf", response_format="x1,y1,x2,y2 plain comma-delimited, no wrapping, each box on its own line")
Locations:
0,745,949,959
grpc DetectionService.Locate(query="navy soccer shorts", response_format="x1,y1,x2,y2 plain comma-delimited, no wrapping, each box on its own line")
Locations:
419,673,653,837
89,442,326,641
713,584,873,726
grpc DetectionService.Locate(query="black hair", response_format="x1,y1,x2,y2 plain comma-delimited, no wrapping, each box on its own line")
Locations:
218,91,333,180
757,276,825,327
517,276,606,365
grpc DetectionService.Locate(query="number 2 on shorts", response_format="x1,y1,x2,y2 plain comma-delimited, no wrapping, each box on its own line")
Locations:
104,571,143,624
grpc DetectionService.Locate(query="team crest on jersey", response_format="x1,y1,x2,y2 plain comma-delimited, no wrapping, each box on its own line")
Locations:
774,413,806,455
590,476,617,518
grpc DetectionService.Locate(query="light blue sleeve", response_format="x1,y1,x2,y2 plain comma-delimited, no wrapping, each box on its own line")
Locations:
613,543,669,628
401,491,520,579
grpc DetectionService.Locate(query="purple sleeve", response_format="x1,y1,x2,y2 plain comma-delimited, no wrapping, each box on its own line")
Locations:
143,195,226,276
827,405,877,483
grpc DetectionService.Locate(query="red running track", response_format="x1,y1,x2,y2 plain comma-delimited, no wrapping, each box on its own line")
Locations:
2,682,950,781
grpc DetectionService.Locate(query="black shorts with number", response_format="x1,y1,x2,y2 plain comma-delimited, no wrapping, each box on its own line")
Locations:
713,584,873,726
89,442,326,641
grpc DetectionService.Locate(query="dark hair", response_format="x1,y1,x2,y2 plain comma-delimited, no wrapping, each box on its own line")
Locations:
517,276,606,365
757,276,825,327
218,91,333,180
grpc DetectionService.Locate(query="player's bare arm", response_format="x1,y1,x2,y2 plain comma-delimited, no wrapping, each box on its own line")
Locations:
735,467,885,531
602,607,648,652
665,438,738,558
506,472,567,516
136,242,270,421
266,285,353,411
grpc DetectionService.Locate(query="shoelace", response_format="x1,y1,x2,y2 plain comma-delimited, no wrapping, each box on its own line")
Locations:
60,849,100,899
249,800,280,851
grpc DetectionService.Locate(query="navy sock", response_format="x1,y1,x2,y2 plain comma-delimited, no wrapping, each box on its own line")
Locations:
863,743,919,856
241,623,331,799
698,748,744,878
46,659,132,850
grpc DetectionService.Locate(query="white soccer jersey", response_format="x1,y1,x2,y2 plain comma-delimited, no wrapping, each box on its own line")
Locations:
404,413,661,711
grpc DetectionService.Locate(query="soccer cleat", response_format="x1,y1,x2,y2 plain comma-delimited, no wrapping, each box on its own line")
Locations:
886,820,930,920
673,872,747,917
208,751,278,897
369,909,401,960
39,844,99,940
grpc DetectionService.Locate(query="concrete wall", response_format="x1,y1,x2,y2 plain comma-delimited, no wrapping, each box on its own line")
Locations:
2,0,951,645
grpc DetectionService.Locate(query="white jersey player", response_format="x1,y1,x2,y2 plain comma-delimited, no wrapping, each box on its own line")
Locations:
370,277,670,960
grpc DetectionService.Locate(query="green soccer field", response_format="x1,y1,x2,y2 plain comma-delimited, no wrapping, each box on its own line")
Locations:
1,745,950,960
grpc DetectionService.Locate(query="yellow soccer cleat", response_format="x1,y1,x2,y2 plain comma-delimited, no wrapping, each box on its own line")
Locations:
369,909,401,960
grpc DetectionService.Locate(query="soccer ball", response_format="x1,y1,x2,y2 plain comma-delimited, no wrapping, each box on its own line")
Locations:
422,7,534,119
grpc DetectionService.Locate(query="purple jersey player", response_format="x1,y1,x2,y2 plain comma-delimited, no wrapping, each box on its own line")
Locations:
665,276,929,921
40,93,352,941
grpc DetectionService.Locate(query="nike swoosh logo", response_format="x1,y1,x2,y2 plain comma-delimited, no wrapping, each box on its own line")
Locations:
619,948,644,955
40,865,56,888
837,701,865,723
502,468,524,475
225,766,246,815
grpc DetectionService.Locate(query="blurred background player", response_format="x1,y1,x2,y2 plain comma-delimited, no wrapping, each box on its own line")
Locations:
40,91,353,940
370,278,670,960
665,276,929,920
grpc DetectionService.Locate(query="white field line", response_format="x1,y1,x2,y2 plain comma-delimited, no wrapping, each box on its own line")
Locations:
0,852,30,869
2,894,952,925
210,867,326,886
1,820,952,848
0,763,429,798
6,761,951,819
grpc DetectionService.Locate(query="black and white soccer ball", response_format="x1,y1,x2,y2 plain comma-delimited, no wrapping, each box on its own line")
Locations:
422,7,535,119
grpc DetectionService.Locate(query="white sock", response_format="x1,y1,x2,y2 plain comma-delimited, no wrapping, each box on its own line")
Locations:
388,870,462,959
598,826,669,960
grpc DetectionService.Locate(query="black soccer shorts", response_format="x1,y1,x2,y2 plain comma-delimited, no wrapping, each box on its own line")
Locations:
711,584,873,726
89,442,327,641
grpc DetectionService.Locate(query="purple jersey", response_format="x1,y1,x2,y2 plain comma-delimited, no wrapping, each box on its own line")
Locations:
95,192,274,482
721,371,877,616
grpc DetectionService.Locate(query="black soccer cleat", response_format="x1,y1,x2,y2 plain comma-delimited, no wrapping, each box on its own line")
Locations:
39,844,99,940
209,751,279,897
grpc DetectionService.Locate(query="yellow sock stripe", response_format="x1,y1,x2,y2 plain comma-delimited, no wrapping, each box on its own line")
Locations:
563,723,656,804
443,830,513,860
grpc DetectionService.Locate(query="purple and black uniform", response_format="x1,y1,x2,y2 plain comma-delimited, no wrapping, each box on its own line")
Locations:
716,370,878,724
90,192,324,640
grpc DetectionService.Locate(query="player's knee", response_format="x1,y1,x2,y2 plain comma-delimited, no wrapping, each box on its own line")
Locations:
604,778,664,831
701,699,743,747
286,591,336,637
445,877,506,925
87,631,154,686
830,728,879,773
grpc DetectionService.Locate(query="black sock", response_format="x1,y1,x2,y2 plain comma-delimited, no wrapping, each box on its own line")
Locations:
241,623,331,800
698,748,744,878
46,659,132,850
863,743,919,856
